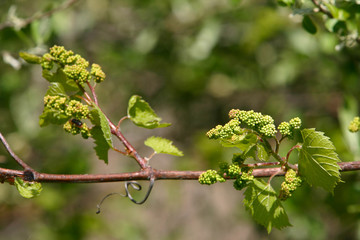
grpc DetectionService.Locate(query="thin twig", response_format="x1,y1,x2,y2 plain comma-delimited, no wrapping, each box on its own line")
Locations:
87,82,98,106
0,133,33,171
311,0,333,18
0,0,79,31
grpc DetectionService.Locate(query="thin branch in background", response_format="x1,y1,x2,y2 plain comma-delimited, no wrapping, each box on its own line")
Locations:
0,133,33,171
0,0,79,31
311,0,333,18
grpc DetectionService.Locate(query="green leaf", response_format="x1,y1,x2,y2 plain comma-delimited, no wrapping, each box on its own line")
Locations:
89,109,101,126
302,15,317,34
92,106,113,148
298,128,341,193
325,4,350,21
243,179,291,233
144,136,183,156
219,132,258,154
42,67,80,93
277,0,295,7
45,82,67,97
14,177,42,199
256,143,270,161
19,52,42,64
90,126,111,164
127,95,171,129
39,107,69,127
325,19,347,34
338,96,360,156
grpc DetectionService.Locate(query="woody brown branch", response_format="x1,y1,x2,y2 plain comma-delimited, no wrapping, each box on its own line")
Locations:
1,162,360,183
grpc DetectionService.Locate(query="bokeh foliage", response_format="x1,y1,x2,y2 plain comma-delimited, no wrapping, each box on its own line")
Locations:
1,0,360,239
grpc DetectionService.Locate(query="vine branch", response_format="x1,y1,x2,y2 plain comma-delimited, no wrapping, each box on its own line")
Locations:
1,129,360,184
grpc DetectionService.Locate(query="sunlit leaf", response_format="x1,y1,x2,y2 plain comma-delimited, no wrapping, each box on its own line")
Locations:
144,136,183,156
92,106,113,148
90,126,110,164
19,52,42,64
127,95,171,129
219,132,258,154
256,143,270,161
45,82,67,97
244,179,291,233
42,67,80,93
14,177,42,199
325,4,350,21
39,106,69,127
298,128,341,193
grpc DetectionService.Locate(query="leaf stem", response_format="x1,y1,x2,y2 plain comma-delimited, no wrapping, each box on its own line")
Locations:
87,82,98,106
116,116,129,130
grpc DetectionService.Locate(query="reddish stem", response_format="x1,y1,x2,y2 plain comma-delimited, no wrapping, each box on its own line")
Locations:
1,162,359,183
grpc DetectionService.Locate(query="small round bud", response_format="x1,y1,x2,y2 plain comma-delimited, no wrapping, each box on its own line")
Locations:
289,117,302,129
91,63,106,83
198,170,225,185
279,169,302,201
65,100,90,119
278,122,291,136
233,169,254,191
349,117,360,133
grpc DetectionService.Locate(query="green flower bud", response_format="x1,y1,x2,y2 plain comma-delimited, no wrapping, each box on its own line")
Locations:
227,164,241,177
289,117,302,129
278,121,291,136
65,100,90,119
90,63,106,83
198,170,225,185
279,169,302,201
349,117,360,133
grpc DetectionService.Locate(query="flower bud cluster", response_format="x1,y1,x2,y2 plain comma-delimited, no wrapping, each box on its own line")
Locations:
90,64,106,83
233,169,254,191
40,45,106,85
278,117,302,138
278,169,302,201
43,95,67,112
206,119,242,140
198,170,226,185
218,162,242,177
349,117,360,132
228,109,277,138
43,96,91,138
63,120,91,139
65,100,90,119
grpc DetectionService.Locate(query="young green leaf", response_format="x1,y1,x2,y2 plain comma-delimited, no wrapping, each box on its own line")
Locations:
45,82,67,97
220,132,258,154
90,126,110,164
92,106,113,148
298,128,341,193
14,177,42,199
42,67,80,93
39,107,69,127
145,136,183,156
324,4,350,21
302,15,317,35
243,179,291,233
256,143,270,161
127,95,171,129
19,52,42,64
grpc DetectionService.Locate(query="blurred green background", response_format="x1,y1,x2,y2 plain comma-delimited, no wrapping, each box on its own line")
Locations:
1,0,360,239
